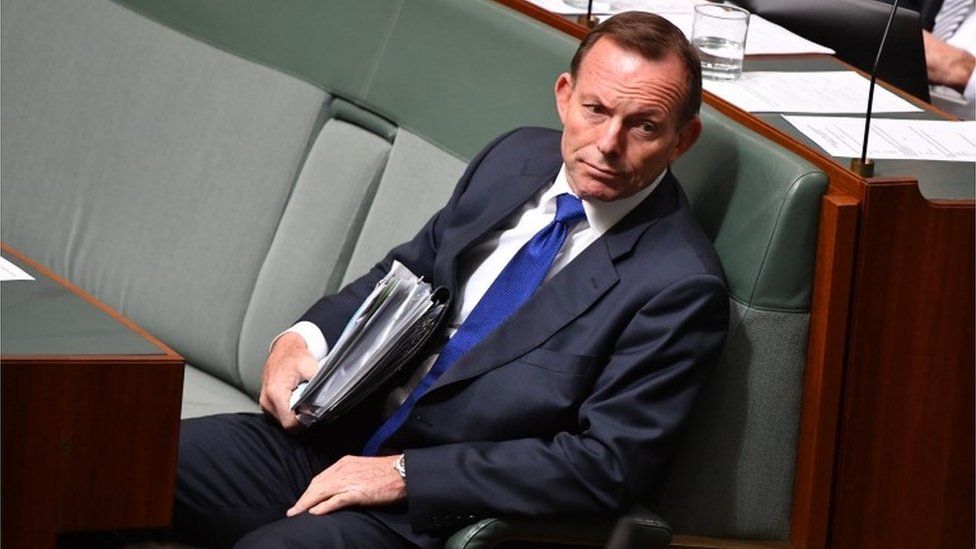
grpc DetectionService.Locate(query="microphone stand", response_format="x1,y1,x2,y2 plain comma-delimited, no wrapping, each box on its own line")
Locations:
851,0,901,177
576,0,598,29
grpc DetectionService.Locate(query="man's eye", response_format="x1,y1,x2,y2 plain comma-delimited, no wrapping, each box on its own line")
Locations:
584,104,605,115
637,122,657,135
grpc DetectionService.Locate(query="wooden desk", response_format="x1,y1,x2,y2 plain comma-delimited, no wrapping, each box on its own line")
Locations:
1,244,185,549
497,3,975,549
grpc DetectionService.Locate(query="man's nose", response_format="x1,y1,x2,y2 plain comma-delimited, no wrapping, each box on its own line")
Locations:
595,119,624,157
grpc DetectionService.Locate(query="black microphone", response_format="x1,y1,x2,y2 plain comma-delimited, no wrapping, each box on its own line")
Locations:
850,0,901,177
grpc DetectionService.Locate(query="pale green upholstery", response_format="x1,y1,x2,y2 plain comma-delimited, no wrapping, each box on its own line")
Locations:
341,129,467,287
237,114,394,397
1,0,326,390
659,107,827,539
1,0,827,545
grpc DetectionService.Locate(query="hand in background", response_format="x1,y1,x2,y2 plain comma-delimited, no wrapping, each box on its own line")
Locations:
287,455,407,516
259,332,320,431
923,30,975,94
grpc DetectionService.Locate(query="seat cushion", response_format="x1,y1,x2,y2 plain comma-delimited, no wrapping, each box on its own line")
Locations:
237,116,394,396
181,365,258,419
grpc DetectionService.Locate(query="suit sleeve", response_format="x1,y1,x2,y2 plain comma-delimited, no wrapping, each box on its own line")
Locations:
403,273,729,531
296,128,521,347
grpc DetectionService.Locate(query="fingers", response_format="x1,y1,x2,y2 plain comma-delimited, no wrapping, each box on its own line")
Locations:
259,383,294,426
287,490,358,517
286,456,406,518
286,483,326,517
309,492,357,515
260,338,318,430
286,474,357,517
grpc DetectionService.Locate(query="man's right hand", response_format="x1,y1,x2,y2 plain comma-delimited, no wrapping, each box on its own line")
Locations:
259,332,320,431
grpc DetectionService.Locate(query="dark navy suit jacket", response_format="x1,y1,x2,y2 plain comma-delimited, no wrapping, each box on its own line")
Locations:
299,127,729,538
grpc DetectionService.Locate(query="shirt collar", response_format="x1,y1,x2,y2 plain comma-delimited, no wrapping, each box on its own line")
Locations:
541,166,667,238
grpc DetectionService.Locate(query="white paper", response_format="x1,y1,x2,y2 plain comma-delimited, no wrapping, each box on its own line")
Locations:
524,0,613,15
783,116,976,162
525,1,834,55
744,15,834,55
291,260,441,425
704,71,923,114
0,256,34,281
611,0,707,13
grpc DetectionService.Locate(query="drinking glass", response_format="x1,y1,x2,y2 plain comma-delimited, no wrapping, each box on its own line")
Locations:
691,4,750,81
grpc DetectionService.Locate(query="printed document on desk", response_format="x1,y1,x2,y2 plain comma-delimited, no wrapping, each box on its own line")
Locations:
525,0,612,15
783,116,976,162
524,0,834,55
0,256,34,281
705,71,923,114
291,260,450,426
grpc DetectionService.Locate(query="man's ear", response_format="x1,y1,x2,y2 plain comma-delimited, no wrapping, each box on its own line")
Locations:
670,116,702,162
554,72,573,125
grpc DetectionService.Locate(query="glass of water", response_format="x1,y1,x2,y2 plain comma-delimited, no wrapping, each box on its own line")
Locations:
691,3,750,81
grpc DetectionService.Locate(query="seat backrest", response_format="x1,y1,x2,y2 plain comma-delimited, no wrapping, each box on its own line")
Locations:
114,0,575,394
0,0,569,393
1,0,331,388
661,106,827,540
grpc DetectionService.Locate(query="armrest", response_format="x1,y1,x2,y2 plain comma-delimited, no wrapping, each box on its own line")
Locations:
445,507,671,549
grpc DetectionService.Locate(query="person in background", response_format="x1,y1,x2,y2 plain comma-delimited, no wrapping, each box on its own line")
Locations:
890,0,975,117
922,0,974,118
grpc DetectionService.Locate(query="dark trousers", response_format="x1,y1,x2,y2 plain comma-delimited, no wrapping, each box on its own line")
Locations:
173,413,439,549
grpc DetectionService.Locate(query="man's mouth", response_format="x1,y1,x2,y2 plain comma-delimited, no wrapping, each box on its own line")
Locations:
580,159,619,178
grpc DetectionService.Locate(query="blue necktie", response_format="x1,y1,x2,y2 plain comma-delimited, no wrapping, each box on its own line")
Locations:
362,193,587,455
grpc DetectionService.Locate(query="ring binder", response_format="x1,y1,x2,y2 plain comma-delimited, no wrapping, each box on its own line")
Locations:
291,261,452,427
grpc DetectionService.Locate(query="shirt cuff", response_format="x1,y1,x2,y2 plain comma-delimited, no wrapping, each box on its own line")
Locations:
964,69,975,102
271,321,329,361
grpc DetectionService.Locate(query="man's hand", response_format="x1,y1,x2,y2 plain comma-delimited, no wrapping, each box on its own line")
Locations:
923,30,976,94
287,455,406,516
259,332,320,431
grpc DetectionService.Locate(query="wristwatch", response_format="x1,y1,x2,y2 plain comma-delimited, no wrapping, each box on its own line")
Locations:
394,454,406,480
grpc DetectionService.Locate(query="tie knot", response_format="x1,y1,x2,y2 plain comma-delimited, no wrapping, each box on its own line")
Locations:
554,193,586,226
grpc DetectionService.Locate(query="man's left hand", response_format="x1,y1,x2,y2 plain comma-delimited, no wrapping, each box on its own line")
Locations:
287,455,406,517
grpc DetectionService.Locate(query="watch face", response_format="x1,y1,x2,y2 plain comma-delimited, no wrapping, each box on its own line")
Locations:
395,455,406,479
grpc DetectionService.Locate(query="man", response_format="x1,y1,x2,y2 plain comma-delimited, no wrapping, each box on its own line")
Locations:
174,12,728,549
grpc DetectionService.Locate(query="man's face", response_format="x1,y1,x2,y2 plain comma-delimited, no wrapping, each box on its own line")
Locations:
555,38,701,202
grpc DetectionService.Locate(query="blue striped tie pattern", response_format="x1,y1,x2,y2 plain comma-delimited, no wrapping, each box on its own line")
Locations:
362,193,587,455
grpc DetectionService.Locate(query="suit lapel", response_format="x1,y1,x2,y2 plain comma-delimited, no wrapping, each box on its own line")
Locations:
431,237,618,390
433,153,563,298
433,173,544,297
428,172,681,393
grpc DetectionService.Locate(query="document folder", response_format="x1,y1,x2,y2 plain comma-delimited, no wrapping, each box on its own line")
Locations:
291,261,450,427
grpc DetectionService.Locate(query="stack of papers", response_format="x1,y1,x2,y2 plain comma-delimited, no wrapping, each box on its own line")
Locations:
0,256,34,281
291,261,449,426
704,71,923,114
783,117,976,162
524,0,834,55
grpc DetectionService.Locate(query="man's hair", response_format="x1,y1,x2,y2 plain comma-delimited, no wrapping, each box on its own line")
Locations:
569,11,702,125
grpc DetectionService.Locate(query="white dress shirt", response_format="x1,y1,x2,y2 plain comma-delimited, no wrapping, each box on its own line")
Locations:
281,164,665,362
